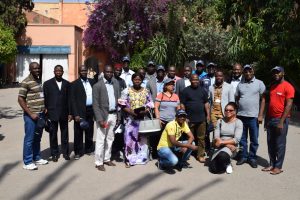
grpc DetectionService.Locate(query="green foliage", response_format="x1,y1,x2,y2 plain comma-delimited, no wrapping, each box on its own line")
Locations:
0,20,17,64
0,0,34,37
148,34,168,65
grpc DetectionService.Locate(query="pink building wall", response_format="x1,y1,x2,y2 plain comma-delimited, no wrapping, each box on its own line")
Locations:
18,24,83,81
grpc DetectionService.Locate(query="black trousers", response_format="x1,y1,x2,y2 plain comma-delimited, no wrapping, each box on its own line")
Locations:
74,107,94,155
49,119,69,156
209,151,231,174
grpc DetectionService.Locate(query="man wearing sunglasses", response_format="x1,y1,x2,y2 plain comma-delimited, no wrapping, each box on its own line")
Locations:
156,109,198,172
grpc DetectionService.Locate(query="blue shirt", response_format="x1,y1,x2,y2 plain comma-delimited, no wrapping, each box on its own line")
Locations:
81,79,93,106
103,78,116,111
156,79,164,94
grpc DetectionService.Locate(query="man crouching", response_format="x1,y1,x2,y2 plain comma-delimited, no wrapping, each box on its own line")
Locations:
156,109,198,172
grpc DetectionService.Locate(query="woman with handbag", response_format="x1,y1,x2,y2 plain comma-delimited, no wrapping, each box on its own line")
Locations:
209,102,243,174
152,78,180,158
120,73,154,167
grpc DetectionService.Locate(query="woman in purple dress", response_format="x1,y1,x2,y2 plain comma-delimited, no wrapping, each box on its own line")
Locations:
120,73,153,167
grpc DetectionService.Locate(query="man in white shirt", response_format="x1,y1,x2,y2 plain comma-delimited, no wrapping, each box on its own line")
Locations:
228,63,243,94
120,56,135,87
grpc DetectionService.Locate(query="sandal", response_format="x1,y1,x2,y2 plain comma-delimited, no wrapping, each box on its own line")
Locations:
270,168,283,175
261,166,273,172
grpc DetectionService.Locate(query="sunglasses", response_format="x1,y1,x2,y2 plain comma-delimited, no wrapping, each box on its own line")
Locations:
225,109,235,112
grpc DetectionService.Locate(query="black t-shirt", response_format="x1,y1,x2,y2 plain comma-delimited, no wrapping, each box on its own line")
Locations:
180,86,208,123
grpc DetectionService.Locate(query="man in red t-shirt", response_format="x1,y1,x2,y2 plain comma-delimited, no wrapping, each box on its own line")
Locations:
263,66,295,175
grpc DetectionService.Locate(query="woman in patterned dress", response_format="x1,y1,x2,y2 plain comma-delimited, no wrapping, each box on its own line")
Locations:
120,73,153,167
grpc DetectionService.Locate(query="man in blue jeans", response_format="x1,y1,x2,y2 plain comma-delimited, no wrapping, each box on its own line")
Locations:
18,62,48,170
235,65,266,168
263,66,295,175
157,110,198,172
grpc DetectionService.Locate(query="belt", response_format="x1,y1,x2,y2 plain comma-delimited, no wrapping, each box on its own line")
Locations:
108,110,117,114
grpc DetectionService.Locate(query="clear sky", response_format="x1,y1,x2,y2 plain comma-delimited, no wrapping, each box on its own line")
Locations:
33,0,91,3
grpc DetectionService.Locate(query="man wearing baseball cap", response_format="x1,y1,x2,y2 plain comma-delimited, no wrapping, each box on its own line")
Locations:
156,109,198,172
120,56,134,87
235,64,266,168
263,66,295,175
146,65,166,102
145,61,156,82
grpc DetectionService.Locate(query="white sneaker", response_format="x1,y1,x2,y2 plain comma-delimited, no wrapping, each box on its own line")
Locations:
35,159,48,165
23,163,38,170
226,164,233,174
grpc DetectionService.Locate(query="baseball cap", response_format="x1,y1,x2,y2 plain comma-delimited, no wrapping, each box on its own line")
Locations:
196,60,205,66
271,66,284,72
207,62,217,67
176,109,187,117
243,64,253,70
157,65,165,71
147,61,155,66
164,78,175,85
122,56,130,62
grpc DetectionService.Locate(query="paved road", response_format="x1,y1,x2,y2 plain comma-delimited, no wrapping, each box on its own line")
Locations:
1,88,300,200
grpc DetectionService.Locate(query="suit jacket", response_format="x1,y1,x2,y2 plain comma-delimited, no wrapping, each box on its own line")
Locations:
70,78,96,118
92,77,121,122
146,79,158,102
209,82,235,115
43,78,70,121
175,78,187,97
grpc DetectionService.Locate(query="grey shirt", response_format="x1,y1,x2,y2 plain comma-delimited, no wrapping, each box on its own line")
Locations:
236,77,265,117
212,118,243,160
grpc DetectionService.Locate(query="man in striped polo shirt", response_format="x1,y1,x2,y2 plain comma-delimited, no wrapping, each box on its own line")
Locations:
18,62,48,170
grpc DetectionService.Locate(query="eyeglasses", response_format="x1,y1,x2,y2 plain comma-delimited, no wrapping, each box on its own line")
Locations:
225,109,235,112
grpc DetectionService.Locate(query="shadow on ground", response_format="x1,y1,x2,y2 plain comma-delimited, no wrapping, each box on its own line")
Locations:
18,158,76,199
0,107,23,119
0,161,20,184
100,171,223,200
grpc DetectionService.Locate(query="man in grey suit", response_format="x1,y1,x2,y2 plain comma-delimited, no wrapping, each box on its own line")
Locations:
209,69,235,127
207,69,235,152
176,65,192,97
93,65,121,171
146,65,166,102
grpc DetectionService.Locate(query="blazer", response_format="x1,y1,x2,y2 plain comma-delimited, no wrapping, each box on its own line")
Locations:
92,77,121,122
146,78,158,102
209,82,235,115
43,78,70,121
70,78,96,118
175,78,187,97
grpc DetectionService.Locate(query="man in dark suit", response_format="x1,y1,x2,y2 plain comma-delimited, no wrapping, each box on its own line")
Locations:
44,65,72,161
146,65,166,102
175,65,192,97
93,65,121,171
71,65,96,160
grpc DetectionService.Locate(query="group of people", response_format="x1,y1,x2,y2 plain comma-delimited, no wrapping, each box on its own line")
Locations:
18,56,295,176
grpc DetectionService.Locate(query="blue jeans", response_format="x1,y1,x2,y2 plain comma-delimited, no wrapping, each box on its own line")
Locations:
157,141,193,168
267,118,289,169
238,116,259,160
23,113,44,165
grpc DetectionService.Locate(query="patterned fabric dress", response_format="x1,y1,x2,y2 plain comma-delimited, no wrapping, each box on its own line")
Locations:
122,87,153,165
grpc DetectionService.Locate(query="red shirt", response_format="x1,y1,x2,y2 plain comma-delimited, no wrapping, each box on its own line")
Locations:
268,80,295,118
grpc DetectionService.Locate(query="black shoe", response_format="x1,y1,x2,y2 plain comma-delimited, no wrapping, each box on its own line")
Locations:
52,155,59,162
248,159,258,168
174,164,182,172
86,152,94,156
63,155,70,161
236,158,247,165
74,154,80,160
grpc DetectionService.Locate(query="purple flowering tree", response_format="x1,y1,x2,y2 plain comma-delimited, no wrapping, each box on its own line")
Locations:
83,0,174,59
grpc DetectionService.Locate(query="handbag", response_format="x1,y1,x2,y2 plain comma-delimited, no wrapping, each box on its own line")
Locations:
139,109,161,134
